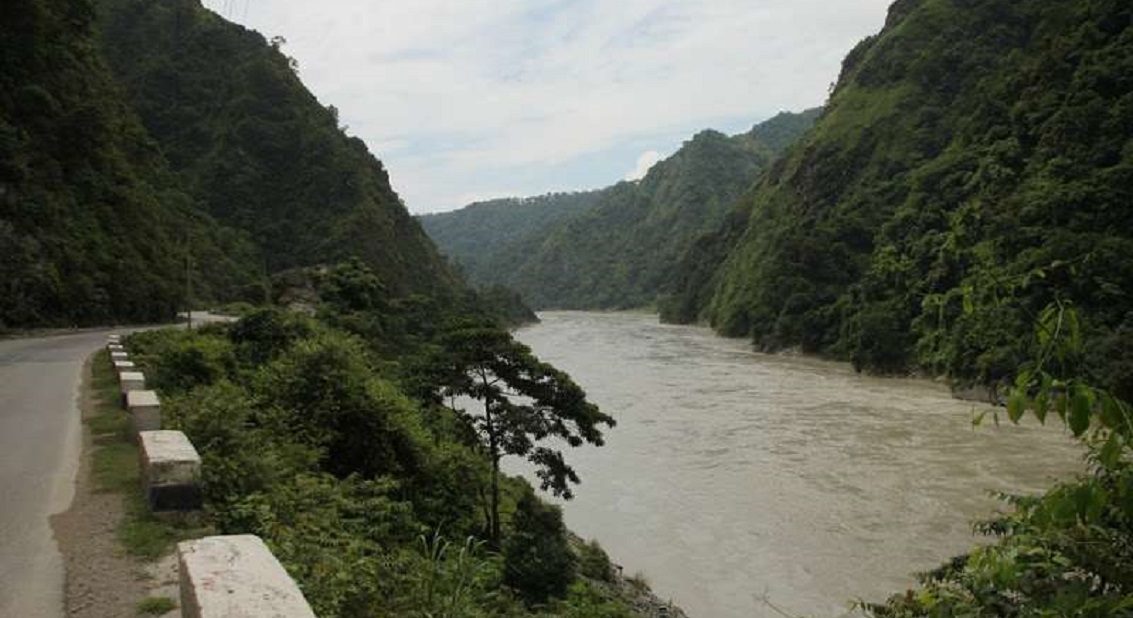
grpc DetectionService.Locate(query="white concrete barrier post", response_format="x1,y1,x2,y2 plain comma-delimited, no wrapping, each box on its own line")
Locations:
126,390,161,436
178,535,316,618
110,350,128,362
138,430,202,511
112,360,136,376
118,371,145,408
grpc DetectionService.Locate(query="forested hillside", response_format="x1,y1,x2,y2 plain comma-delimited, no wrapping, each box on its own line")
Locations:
422,109,820,310
419,191,605,285
0,0,262,328
96,0,458,297
667,0,1133,395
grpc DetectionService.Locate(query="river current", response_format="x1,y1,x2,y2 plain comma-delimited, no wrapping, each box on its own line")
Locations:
511,311,1084,618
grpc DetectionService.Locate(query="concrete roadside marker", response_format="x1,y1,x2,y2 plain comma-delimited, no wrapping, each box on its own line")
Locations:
126,390,161,436
138,430,202,512
178,535,316,618
112,360,136,376
119,371,145,407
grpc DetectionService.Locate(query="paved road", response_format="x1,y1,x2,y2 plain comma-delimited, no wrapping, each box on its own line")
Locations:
0,329,111,617
0,313,228,617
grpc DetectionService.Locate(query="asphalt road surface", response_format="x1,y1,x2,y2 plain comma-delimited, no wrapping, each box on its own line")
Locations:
0,313,226,617
0,329,108,617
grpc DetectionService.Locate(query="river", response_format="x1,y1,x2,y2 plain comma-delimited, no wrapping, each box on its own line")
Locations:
511,311,1084,618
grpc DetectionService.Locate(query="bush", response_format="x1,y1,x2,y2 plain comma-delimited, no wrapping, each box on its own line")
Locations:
551,581,636,618
576,539,615,582
229,307,315,365
503,489,576,605
254,332,429,479
127,328,237,394
162,382,295,528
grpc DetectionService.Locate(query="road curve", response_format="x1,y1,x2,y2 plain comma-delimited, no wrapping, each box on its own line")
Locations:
0,313,230,616
0,329,112,617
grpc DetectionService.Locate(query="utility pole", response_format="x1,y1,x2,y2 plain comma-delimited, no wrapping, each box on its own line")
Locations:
185,233,193,331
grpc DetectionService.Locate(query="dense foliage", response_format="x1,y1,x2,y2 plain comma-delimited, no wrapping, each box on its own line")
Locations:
420,110,820,310
126,260,642,617
419,191,605,286
95,0,458,297
416,321,615,545
0,0,262,328
666,0,1132,395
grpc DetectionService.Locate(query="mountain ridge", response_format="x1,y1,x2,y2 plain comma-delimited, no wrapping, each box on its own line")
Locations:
95,0,459,298
667,0,1133,394
420,108,821,310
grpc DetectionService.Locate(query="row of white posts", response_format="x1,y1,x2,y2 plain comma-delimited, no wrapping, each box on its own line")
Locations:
107,334,317,618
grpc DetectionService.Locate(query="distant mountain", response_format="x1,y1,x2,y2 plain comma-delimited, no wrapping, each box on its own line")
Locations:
96,0,458,298
419,191,605,285
0,0,262,328
420,109,820,309
666,0,1133,394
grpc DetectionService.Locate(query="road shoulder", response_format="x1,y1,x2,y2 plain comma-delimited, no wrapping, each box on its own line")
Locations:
50,353,179,617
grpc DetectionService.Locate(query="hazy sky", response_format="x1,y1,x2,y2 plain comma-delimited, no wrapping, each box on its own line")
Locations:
201,1,892,213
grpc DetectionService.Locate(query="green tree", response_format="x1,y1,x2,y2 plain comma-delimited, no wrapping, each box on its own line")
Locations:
426,321,614,546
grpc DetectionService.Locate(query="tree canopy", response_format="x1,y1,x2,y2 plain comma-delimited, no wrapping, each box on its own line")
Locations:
95,0,459,298
421,320,615,545
0,0,262,328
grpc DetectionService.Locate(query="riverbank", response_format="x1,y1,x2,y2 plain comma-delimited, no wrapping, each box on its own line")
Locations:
57,332,686,617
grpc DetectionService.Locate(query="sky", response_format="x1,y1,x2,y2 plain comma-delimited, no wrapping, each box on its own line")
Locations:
201,1,893,214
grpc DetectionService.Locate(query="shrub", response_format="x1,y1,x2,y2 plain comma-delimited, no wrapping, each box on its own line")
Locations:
503,489,576,605
229,307,315,365
576,539,615,582
254,332,429,479
127,328,237,394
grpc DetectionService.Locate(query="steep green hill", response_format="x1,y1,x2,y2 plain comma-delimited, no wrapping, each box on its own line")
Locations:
95,0,458,297
670,0,1133,393
419,190,605,285
422,109,820,310
0,0,262,328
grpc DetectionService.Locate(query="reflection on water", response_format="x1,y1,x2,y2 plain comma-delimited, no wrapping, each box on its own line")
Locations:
512,311,1083,618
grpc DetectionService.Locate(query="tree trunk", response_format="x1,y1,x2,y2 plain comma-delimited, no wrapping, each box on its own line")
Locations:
485,392,501,548
490,453,500,548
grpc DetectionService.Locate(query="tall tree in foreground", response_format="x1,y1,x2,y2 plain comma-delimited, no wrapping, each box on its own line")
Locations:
425,321,615,546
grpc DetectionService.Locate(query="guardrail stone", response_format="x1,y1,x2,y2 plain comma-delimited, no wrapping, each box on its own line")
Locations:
112,360,136,375
118,371,145,407
138,430,201,511
178,535,317,618
126,390,161,435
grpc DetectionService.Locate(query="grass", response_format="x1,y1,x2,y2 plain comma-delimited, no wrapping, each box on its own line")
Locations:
136,596,178,615
87,349,210,559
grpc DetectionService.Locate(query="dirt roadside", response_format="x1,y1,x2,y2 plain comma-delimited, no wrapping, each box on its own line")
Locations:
49,355,178,618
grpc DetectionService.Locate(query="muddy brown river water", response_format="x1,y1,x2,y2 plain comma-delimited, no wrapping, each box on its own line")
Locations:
511,311,1084,618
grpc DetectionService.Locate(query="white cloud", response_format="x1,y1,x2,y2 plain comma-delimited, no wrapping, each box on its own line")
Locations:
201,1,892,213
625,150,662,181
